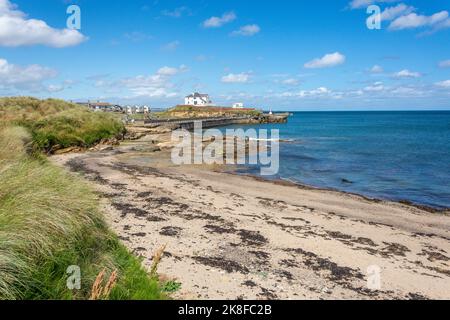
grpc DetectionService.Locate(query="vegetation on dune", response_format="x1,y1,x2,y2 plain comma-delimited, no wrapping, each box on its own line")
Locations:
0,98,164,300
127,113,150,121
155,105,262,119
0,97,125,152
0,127,164,300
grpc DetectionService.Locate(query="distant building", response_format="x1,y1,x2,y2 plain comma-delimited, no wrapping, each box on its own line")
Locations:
134,105,142,113
232,103,244,109
85,101,123,112
185,92,212,106
126,105,151,114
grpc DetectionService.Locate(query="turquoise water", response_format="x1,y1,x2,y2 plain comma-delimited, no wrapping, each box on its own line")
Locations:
222,111,450,209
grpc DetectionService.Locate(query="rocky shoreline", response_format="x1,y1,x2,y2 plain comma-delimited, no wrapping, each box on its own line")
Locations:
51,128,450,300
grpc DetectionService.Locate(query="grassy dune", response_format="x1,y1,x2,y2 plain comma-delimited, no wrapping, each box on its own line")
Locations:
0,98,164,300
0,97,125,152
0,127,163,300
155,105,262,119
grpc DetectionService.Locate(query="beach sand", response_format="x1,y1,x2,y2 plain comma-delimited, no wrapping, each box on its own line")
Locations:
52,131,450,300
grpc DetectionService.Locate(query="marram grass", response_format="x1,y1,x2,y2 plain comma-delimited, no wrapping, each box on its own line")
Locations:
0,97,125,152
0,127,164,300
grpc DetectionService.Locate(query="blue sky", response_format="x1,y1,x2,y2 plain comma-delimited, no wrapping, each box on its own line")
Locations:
0,0,449,110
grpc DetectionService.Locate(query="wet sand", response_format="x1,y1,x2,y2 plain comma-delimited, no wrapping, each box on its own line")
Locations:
52,131,450,300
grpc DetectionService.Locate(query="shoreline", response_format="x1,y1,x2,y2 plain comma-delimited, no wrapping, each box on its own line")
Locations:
229,171,450,214
52,130,450,214
53,122,450,214
50,130,450,299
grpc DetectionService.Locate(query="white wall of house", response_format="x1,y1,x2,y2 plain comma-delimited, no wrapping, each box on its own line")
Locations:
233,103,244,109
184,93,212,106
185,97,206,106
126,105,151,114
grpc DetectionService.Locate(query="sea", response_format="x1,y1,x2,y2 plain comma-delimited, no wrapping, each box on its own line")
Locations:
222,111,450,209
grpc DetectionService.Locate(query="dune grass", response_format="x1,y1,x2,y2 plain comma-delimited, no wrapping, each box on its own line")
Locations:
0,97,125,152
0,126,164,300
155,105,262,119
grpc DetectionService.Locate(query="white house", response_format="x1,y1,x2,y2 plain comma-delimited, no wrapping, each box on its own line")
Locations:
232,103,244,109
125,105,151,114
184,93,212,106
126,106,140,114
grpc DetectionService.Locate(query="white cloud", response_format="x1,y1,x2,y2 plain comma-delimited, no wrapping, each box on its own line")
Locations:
304,52,346,69
161,7,190,18
231,24,260,36
364,82,385,92
380,4,415,21
370,65,384,73
94,80,106,88
393,69,421,78
119,65,188,98
0,0,86,47
389,86,424,96
309,87,330,95
438,60,450,68
435,18,450,31
349,0,400,10
351,1,450,34
196,55,208,62
47,84,65,93
349,0,371,9
436,80,450,88
157,65,188,76
278,87,331,98
162,40,180,51
265,81,440,104
203,12,236,28
221,72,251,83
257,76,450,106
282,78,300,86
389,11,449,30
0,58,57,91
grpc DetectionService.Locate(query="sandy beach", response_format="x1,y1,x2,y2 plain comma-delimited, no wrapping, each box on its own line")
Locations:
52,130,450,300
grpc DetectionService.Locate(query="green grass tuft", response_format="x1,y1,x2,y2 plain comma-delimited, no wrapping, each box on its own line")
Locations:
0,97,125,152
161,281,182,293
0,127,164,300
